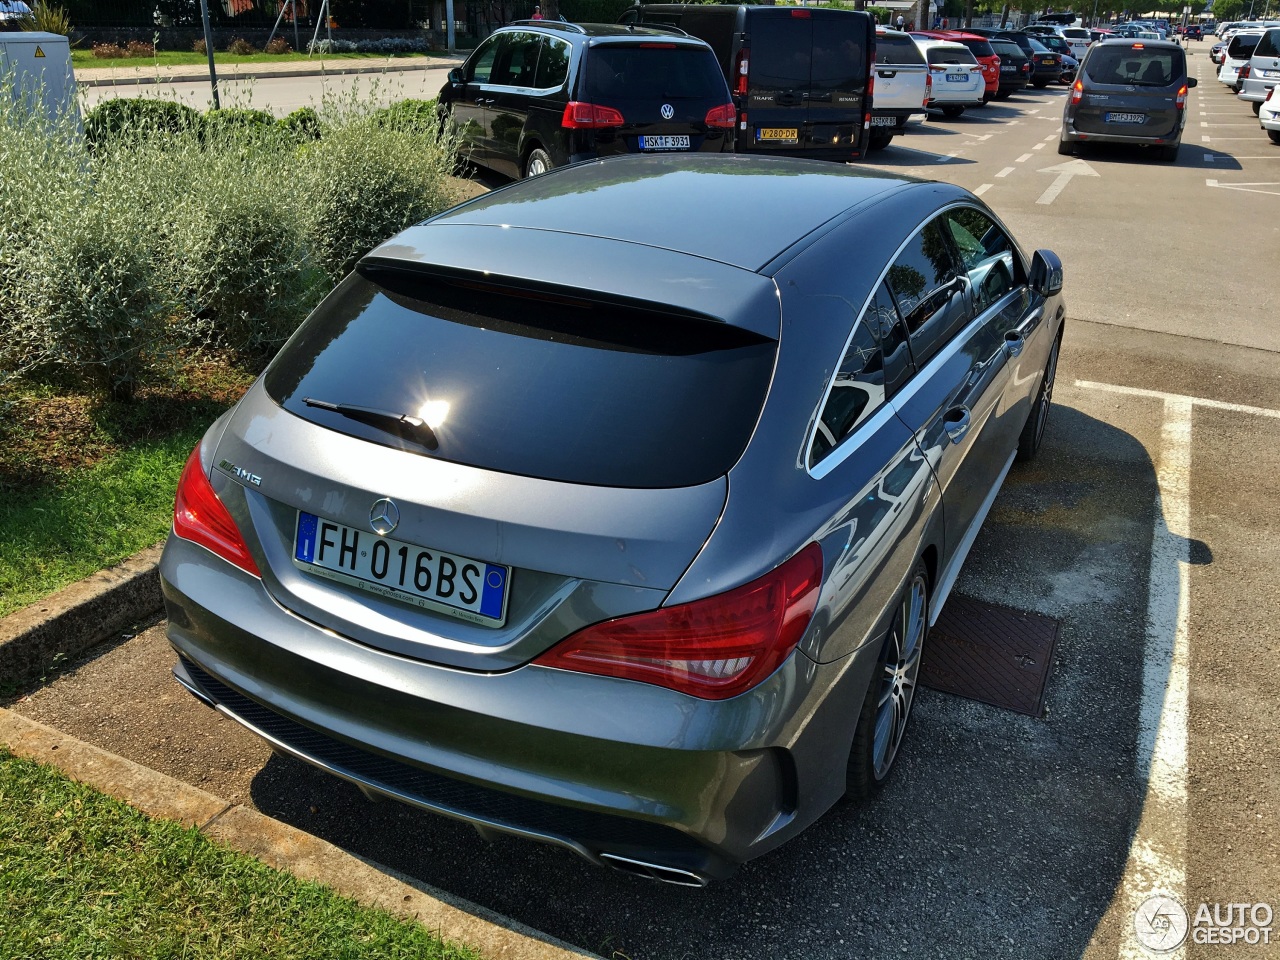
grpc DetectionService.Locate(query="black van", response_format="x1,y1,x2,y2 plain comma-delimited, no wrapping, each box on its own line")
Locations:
619,4,875,161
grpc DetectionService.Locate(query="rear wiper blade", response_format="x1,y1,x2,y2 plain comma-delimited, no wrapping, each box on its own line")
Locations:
302,397,439,450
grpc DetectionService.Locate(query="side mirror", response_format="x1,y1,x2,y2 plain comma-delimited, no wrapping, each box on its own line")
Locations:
448,67,464,85
1187,76,1198,87
1029,249,1064,297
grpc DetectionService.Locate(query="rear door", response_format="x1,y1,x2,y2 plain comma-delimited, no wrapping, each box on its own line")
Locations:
1074,43,1186,137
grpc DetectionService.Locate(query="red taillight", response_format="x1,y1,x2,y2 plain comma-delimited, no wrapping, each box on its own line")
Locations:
1239,65,1251,81
638,42,676,48
561,101,625,129
705,102,735,128
534,543,823,700
1071,78,1084,104
1267,85,1276,102
734,49,749,96
1175,83,1188,109
173,444,261,577
791,8,810,17
924,72,932,105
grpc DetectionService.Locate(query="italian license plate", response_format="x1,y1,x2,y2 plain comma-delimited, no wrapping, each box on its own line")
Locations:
946,73,968,82
1105,112,1146,123
293,511,510,626
1262,69,1280,78
1001,65,1017,71
871,115,898,127
758,127,799,143
640,135,690,150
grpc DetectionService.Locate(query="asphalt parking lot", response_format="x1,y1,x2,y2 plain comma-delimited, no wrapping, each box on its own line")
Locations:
12,59,1280,959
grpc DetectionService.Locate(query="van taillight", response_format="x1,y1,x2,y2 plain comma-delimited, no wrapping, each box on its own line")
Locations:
561,101,625,129
1071,78,1084,104
1175,83,1188,109
790,8,810,17
735,50,749,96
705,103,736,128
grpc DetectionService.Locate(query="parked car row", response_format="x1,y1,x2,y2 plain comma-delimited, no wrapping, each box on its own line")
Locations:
1212,26,1280,145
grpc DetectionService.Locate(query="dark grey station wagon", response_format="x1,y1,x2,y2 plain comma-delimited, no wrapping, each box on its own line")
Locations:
161,156,1066,886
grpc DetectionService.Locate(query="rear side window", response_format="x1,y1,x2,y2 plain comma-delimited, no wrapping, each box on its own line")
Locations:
585,44,727,101
876,33,926,65
927,46,977,65
534,35,571,88
810,315,884,467
1085,46,1185,85
1253,29,1280,57
264,271,777,489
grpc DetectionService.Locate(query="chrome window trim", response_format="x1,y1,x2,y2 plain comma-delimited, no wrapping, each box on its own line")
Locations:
804,200,1028,481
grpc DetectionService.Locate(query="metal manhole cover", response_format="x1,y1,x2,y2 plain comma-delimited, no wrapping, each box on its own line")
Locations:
920,595,1061,717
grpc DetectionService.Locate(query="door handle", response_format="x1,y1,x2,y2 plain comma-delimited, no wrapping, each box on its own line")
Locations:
1004,330,1025,358
943,406,971,443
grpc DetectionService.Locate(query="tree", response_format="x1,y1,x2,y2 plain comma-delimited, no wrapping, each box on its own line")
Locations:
1213,0,1244,22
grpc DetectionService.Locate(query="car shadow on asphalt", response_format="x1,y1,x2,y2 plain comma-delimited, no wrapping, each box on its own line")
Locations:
236,396,1178,960
1071,143,1246,170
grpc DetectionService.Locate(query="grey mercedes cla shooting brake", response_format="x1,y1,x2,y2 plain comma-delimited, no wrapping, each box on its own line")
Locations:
162,155,1066,886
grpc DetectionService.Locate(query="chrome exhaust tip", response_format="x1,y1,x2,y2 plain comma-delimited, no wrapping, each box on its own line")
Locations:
599,852,709,887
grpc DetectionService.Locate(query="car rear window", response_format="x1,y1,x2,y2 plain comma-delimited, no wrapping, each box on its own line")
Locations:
1227,34,1261,57
264,270,778,489
876,32,925,65
959,38,996,58
926,46,977,65
1252,28,1280,57
991,40,1024,59
585,44,727,101
1084,45,1185,84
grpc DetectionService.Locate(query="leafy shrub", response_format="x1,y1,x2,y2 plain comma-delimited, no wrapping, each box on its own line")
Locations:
201,106,276,142
18,1,70,35
84,97,202,149
307,37,432,54
277,106,321,141
264,37,292,55
372,98,438,135
124,39,154,57
192,37,206,55
92,42,127,59
226,37,258,55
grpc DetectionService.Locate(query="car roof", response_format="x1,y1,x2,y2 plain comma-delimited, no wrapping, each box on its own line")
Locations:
415,156,930,273
500,21,707,45
916,39,971,52
1094,37,1184,49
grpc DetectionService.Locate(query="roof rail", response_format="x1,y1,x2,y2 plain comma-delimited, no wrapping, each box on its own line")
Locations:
507,18,586,33
625,21,690,37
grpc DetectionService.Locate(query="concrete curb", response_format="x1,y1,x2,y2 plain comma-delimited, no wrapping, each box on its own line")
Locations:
77,57,462,87
0,543,165,686
0,709,601,960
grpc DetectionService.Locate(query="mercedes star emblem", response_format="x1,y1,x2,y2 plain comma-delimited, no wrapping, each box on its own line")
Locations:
369,498,400,536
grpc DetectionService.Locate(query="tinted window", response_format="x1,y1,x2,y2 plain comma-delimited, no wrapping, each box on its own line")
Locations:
490,32,542,87
1251,29,1279,56
465,35,500,83
885,218,969,368
927,46,977,65
1028,38,1050,53
876,32,926,64
750,18,811,87
585,45,727,101
533,35,571,88
1084,46,1185,84
812,16,867,85
991,40,1024,59
943,208,1022,314
1037,36,1070,54
1227,34,1261,57
959,38,996,58
810,316,884,467
264,271,776,489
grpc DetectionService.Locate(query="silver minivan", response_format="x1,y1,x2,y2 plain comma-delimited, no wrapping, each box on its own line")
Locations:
1239,27,1280,113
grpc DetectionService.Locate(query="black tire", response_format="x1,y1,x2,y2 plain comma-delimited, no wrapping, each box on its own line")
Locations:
1269,129,1280,145
1253,102,1262,116
523,146,552,179
993,88,1012,100
846,560,930,799
1159,143,1180,163
941,105,965,118
1016,333,1061,462
867,132,893,152
1033,80,1049,88
1057,137,1074,155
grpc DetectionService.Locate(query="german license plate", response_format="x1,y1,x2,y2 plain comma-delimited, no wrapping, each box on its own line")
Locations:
946,73,968,82
293,511,510,626
639,135,690,150
1105,112,1145,123
758,127,799,143
871,115,898,127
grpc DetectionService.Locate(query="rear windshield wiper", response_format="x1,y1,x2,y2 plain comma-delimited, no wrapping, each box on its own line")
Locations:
302,397,439,450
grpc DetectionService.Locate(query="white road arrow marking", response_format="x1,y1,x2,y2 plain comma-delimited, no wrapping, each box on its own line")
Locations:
1035,158,1100,205
1205,178,1280,196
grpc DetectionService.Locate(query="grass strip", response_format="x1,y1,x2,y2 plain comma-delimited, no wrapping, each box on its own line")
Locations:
72,50,443,69
0,429,201,618
0,748,481,960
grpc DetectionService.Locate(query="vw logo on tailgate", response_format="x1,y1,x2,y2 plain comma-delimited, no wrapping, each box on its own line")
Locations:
661,103,674,120
369,498,400,535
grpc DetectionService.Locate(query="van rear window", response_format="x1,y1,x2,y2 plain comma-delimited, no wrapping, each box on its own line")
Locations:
264,271,777,489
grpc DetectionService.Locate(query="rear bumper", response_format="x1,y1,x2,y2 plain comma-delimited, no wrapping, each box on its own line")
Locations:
1061,119,1182,146
1239,78,1276,103
160,535,878,880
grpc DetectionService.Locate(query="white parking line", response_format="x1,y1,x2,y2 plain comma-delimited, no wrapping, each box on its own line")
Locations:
973,183,993,196
1043,134,1057,142
1033,143,1045,150
1015,152,1032,162
1074,382,1280,960
996,166,1015,177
